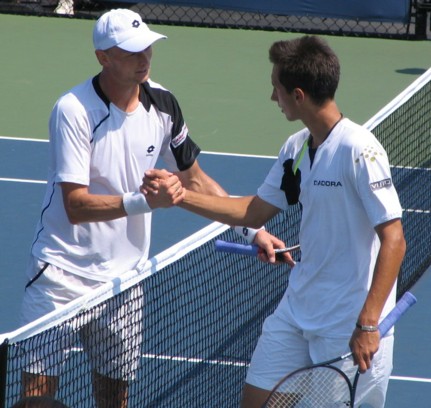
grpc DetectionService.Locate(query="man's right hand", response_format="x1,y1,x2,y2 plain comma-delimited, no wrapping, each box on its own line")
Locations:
141,169,185,208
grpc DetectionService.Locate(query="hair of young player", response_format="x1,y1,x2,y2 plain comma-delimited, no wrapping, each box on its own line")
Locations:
269,35,340,106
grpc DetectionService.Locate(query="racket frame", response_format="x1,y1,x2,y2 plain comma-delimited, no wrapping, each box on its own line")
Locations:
262,291,417,408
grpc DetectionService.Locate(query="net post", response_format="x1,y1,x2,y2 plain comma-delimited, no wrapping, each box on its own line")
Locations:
0,339,9,408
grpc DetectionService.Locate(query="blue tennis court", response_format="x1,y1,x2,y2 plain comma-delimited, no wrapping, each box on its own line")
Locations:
1,136,430,407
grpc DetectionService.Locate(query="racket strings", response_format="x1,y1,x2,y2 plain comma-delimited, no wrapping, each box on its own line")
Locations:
266,366,352,407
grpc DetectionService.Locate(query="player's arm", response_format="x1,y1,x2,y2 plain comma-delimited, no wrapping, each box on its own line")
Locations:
349,218,406,373
143,167,289,262
181,189,289,263
175,160,228,197
61,182,125,224
180,188,278,229
61,178,184,224
143,168,280,228
144,167,277,226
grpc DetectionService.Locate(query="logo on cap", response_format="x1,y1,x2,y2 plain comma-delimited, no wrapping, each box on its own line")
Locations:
132,20,140,28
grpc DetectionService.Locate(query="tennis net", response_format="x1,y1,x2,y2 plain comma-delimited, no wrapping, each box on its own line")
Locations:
0,69,430,408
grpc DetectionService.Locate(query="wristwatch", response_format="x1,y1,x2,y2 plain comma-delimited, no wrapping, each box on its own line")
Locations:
356,322,379,332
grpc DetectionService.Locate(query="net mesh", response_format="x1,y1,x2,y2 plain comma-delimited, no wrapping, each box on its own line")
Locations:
0,69,430,408
2,213,300,407
365,71,431,297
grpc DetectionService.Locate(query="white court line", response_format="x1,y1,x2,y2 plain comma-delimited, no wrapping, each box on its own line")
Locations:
141,353,249,368
403,208,430,214
392,164,431,171
202,150,276,160
1,178,429,214
390,375,431,383
1,136,430,168
143,353,431,383
0,177,46,184
0,135,48,142
70,348,431,383
1,140,429,212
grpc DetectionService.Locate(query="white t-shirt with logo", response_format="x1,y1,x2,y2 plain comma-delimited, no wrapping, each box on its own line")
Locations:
257,118,402,336
31,76,200,282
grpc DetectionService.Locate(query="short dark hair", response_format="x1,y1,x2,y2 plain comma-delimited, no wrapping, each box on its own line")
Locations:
269,36,340,105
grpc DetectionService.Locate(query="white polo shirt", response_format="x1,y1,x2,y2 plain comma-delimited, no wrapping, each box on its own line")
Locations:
31,76,200,282
257,118,402,336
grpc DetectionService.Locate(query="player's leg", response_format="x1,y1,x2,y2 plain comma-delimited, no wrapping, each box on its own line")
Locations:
20,259,100,398
353,334,394,408
20,258,63,397
91,371,128,408
81,285,144,408
241,383,271,408
308,334,354,403
21,372,58,398
241,311,311,408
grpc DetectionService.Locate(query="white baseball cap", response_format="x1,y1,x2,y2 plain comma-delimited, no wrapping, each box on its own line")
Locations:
93,9,167,52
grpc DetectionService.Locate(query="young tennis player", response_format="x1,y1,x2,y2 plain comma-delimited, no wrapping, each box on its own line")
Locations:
144,35,406,407
19,8,281,408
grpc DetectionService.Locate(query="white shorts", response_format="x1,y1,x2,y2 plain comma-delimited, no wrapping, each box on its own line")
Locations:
20,256,144,380
246,311,393,408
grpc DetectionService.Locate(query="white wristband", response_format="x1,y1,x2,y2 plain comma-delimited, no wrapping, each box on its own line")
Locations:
122,192,152,215
234,226,265,244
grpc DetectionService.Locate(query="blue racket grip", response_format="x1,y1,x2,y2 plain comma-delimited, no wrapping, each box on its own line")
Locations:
215,240,258,256
378,291,417,337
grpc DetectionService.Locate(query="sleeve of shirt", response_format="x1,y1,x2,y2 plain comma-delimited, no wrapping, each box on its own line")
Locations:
353,138,403,227
257,135,295,211
166,117,201,172
146,82,201,172
49,93,92,186
257,131,309,210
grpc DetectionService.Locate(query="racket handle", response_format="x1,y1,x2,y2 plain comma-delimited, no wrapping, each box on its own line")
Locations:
378,291,417,337
215,240,258,256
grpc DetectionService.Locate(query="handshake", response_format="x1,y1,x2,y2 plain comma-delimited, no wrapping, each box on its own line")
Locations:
140,169,186,209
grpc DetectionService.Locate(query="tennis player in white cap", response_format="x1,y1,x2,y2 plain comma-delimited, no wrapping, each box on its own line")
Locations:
19,8,279,407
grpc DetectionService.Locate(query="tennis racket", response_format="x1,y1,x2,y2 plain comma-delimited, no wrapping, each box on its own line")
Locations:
215,239,300,261
263,291,417,408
